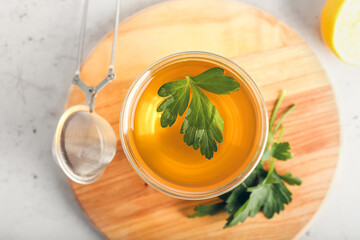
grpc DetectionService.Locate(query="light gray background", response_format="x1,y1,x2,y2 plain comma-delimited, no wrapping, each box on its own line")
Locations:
1,0,359,239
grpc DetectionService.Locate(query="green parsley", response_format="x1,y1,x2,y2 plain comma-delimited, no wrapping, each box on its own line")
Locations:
189,90,302,228
157,67,240,159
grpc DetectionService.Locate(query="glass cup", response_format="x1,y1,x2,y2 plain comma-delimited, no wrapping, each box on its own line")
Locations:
120,52,268,199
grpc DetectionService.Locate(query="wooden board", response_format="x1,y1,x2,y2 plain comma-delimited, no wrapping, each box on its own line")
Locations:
66,0,340,239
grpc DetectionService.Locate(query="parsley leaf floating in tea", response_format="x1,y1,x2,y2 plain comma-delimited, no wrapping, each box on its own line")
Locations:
190,67,240,94
189,90,302,228
157,79,191,127
157,67,240,159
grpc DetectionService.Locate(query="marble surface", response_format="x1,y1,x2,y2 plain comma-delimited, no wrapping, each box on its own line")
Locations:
0,0,359,239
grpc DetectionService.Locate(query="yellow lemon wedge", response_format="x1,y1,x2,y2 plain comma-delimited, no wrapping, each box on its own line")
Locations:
321,0,360,65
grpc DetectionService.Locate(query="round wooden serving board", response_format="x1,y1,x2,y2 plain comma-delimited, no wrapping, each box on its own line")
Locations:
66,0,340,239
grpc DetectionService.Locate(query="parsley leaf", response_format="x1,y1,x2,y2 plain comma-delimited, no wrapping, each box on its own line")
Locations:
272,142,292,160
157,67,240,159
225,168,292,227
190,165,266,219
191,67,240,94
180,81,224,159
157,79,190,127
188,202,226,218
188,90,302,228
224,166,265,213
278,172,302,186
224,187,249,214
261,172,292,218
225,195,259,228
261,142,292,161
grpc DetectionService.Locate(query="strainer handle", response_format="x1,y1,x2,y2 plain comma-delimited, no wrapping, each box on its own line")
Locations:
72,0,121,112
94,0,120,93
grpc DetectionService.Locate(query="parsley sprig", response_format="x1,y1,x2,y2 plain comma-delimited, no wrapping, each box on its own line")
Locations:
189,91,302,228
157,67,240,159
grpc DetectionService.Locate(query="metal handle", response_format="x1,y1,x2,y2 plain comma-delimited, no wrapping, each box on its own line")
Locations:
72,0,121,112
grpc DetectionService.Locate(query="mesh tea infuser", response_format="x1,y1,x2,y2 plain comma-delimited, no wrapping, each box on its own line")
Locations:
53,0,120,184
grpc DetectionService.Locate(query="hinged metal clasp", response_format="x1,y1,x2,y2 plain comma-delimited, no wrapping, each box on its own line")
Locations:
72,67,116,112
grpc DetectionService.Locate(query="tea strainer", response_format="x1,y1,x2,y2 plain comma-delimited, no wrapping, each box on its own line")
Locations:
53,0,120,184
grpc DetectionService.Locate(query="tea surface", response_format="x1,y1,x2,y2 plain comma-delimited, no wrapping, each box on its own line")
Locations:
129,60,261,191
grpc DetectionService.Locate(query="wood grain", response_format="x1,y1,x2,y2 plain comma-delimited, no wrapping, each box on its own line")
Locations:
66,0,340,239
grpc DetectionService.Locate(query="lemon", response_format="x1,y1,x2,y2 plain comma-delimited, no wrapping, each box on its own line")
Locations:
321,0,360,65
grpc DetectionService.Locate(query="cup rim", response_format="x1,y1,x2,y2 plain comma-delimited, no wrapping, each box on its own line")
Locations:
119,51,268,199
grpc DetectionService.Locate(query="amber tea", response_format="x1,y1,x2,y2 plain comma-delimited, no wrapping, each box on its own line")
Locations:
120,52,267,199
